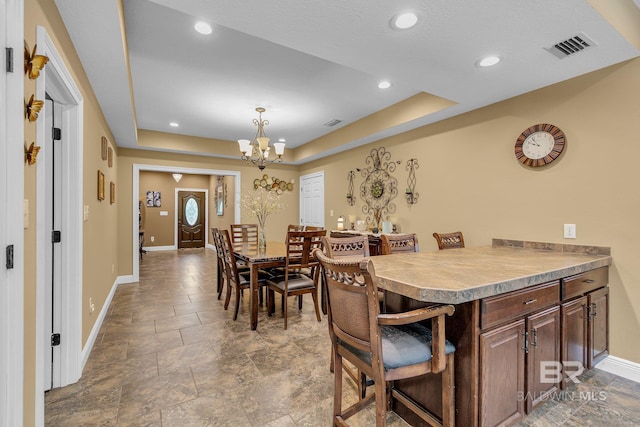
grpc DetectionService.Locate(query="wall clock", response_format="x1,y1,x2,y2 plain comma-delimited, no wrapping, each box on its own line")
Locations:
514,123,566,167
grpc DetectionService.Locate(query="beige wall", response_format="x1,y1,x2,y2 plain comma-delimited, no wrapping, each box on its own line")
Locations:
300,57,640,364
139,172,210,247
117,149,300,274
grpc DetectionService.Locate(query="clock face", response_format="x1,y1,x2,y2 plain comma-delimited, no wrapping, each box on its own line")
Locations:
522,131,555,159
515,124,566,167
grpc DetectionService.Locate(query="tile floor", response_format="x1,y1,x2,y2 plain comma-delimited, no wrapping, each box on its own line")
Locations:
44,248,640,426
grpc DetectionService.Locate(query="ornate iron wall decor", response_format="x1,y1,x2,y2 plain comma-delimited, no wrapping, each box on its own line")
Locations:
405,158,419,204
359,147,399,231
346,170,356,206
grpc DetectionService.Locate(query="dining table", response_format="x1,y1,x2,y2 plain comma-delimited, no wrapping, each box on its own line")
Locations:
233,241,287,330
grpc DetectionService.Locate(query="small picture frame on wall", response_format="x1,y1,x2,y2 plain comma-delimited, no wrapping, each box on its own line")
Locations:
110,181,115,204
146,190,161,207
101,136,108,160
108,147,113,168
97,170,105,201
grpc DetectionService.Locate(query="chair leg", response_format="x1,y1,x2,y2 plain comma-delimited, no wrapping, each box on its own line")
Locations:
223,280,232,310
334,351,344,423
298,295,303,309
442,353,455,427
233,285,242,321
374,375,388,427
311,289,322,322
283,293,288,330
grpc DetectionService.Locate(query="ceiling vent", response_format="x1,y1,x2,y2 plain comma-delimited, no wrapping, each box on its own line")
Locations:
545,33,596,59
323,119,342,127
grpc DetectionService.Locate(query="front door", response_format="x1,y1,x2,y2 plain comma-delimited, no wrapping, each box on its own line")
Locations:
177,191,205,248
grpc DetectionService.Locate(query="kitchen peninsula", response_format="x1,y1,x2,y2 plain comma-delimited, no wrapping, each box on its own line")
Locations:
370,239,612,427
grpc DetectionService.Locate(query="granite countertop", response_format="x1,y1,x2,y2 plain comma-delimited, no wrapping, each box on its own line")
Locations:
370,239,612,304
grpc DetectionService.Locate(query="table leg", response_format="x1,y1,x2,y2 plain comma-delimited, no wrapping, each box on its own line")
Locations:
250,263,259,330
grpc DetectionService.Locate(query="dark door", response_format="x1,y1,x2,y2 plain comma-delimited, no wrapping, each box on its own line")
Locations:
177,191,205,248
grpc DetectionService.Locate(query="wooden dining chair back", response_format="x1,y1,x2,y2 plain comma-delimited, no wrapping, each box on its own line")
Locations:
432,231,465,250
314,249,456,427
303,225,324,231
211,228,226,299
266,229,326,329
230,223,259,252
380,233,419,255
219,229,270,320
322,235,370,258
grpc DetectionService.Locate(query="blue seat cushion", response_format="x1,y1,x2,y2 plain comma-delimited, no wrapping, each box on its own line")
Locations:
339,323,455,370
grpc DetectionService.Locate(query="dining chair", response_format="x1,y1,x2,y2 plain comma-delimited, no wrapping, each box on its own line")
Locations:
230,223,259,253
314,249,456,427
321,235,371,398
432,231,465,250
211,228,227,300
266,229,326,329
303,225,324,231
380,233,419,254
219,229,270,320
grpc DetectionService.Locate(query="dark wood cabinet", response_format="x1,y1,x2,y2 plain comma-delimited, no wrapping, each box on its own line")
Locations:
588,287,609,368
480,319,525,427
480,286,561,426
560,267,609,386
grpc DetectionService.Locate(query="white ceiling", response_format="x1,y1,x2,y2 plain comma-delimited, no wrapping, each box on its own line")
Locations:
54,0,639,161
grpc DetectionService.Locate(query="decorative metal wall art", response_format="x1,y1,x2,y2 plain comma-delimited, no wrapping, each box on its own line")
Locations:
25,94,44,122
405,158,419,204
346,170,356,206
25,142,41,165
359,147,399,231
252,173,294,194
24,42,49,79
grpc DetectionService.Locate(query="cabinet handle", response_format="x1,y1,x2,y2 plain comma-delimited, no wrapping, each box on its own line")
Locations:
522,331,529,354
591,302,597,317
583,279,595,284
532,328,538,348
523,298,537,305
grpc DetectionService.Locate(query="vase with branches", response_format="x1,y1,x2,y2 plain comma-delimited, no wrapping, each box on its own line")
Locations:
241,187,285,251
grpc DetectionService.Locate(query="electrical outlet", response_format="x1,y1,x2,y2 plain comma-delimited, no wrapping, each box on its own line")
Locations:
89,297,95,314
564,224,576,239
330,210,334,217
111,263,115,273
150,236,155,242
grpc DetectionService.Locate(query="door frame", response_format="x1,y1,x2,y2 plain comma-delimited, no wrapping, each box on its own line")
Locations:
1,0,25,424
175,188,209,249
34,25,84,425
132,164,241,282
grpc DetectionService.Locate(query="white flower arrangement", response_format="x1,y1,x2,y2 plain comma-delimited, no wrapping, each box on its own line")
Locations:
241,186,286,228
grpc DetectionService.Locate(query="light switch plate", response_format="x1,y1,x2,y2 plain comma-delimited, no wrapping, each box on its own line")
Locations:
83,205,89,221
23,199,29,229
564,224,576,239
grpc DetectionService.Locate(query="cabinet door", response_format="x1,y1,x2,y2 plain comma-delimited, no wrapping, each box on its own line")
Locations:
588,287,609,368
527,306,560,413
561,296,587,387
480,319,525,427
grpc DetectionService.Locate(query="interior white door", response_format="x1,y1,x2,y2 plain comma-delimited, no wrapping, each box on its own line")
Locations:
299,172,324,227
44,95,63,390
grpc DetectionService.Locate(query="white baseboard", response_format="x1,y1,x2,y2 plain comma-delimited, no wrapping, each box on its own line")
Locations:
144,245,176,251
117,274,136,284
206,243,215,250
595,355,640,383
80,277,119,370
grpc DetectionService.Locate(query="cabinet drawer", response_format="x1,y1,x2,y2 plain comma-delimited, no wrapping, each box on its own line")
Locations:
481,281,559,330
561,267,608,301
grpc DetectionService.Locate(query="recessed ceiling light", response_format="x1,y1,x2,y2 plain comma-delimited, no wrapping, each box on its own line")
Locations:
169,122,179,127
278,138,286,143
194,22,212,35
476,55,502,67
391,12,418,30
378,81,392,89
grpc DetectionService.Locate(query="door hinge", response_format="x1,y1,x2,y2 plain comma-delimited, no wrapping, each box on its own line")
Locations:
53,127,62,141
52,230,61,243
51,333,61,347
5,245,14,269
6,47,13,73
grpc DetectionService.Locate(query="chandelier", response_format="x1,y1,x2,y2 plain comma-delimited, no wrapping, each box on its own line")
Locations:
238,107,285,170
